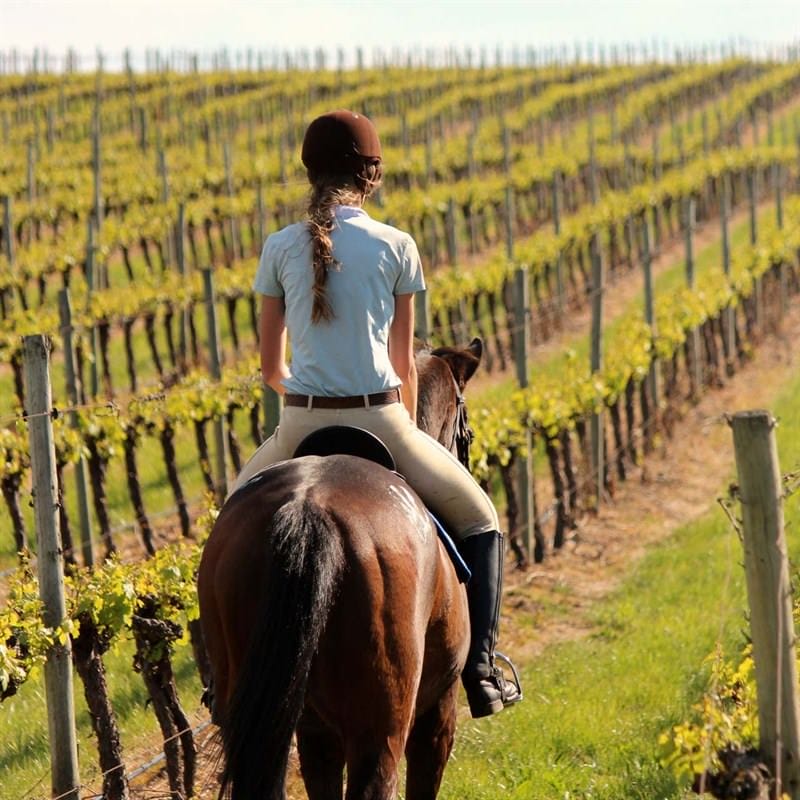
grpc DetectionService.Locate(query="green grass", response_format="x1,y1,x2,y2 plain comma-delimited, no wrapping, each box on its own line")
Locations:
436,352,800,799
0,638,204,799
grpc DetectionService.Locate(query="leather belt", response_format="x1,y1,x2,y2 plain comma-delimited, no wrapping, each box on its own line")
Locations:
284,389,401,410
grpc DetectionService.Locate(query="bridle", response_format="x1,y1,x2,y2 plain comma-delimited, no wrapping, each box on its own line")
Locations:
450,376,474,470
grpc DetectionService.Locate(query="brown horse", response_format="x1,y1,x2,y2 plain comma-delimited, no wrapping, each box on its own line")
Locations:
198,339,484,799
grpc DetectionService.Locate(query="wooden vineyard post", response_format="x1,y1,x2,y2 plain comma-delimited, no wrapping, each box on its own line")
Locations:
684,196,695,284
774,162,789,319
223,140,240,262
92,100,103,227
721,172,736,375
747,166,763,329
1,194,13,317
138,106,148,153
504,184,515,263
748,167,758,248
589,231,604,508
684,196,702,398
85,214,101,398
505,143,537,560
588,133,604,508
23,335,81,800
157,140,173,267
58,290,95,567
641,213,660,414
731,411,800,799
751,106,760,146
552,171,565,322
202,269,230,502
176,202,191,369
651,130,662,252
445,197,457,266
513,265,538,562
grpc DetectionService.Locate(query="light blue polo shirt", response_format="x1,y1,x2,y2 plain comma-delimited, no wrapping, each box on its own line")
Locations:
253,205,425,397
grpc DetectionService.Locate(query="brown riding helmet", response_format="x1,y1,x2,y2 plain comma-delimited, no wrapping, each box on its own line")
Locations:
301,110,382,179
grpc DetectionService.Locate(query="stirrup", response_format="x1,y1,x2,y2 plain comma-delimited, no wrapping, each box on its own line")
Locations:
495,651,523,705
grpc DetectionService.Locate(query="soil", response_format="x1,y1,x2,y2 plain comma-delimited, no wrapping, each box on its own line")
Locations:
126,282,800,799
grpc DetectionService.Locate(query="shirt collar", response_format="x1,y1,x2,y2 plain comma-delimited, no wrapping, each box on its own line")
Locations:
333,205,368,221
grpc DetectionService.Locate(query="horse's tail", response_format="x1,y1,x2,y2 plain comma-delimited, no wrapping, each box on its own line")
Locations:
220,496,344,799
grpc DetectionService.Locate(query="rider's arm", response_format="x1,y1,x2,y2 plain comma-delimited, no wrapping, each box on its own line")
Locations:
259,295,290,395
389,293,417,424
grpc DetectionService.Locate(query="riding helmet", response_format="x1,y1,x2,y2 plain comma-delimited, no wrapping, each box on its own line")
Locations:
301,110,382,177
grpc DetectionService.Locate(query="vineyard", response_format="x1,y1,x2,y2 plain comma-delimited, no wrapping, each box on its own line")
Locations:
2,51,800,798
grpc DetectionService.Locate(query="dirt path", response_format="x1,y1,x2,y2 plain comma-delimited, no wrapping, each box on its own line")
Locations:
500,301,798,663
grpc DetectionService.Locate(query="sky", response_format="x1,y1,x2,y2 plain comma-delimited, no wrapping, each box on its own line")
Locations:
1,0,799,69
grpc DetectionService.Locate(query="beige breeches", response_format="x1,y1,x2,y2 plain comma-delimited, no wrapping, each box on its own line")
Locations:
231,401,499,540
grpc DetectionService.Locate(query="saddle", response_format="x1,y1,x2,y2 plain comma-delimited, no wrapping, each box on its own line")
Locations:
293,426,471,584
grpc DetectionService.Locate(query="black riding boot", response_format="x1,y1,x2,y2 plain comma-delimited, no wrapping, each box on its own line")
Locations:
458,530,523,718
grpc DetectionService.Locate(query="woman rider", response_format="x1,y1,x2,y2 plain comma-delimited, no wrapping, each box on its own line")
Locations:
232,109,521,718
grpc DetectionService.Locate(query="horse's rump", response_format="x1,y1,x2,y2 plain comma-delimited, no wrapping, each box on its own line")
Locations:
198,454,466,798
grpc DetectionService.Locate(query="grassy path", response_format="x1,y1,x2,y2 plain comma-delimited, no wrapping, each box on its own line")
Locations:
441,510,744,799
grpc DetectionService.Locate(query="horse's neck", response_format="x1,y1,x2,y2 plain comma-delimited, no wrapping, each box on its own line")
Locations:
415,353,457,446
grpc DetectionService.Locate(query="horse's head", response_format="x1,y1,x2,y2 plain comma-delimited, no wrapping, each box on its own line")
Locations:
415,337,482,468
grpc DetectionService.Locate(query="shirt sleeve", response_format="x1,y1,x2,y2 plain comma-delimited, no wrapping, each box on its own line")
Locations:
253,234,285,297
394,235,426,295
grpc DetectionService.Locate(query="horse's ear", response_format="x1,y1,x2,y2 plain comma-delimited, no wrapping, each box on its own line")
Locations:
431,338,483,389
468,337,483,362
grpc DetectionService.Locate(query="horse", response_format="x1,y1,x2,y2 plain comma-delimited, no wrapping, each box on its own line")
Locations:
197,338,485,800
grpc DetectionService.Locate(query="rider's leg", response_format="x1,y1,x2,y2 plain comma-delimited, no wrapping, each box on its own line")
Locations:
457,530,523,718
348,402,498,536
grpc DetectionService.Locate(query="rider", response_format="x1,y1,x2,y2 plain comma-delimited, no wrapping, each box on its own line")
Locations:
232,110,521,718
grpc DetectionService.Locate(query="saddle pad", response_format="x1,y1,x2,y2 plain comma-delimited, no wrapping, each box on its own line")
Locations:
428,512,472,584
